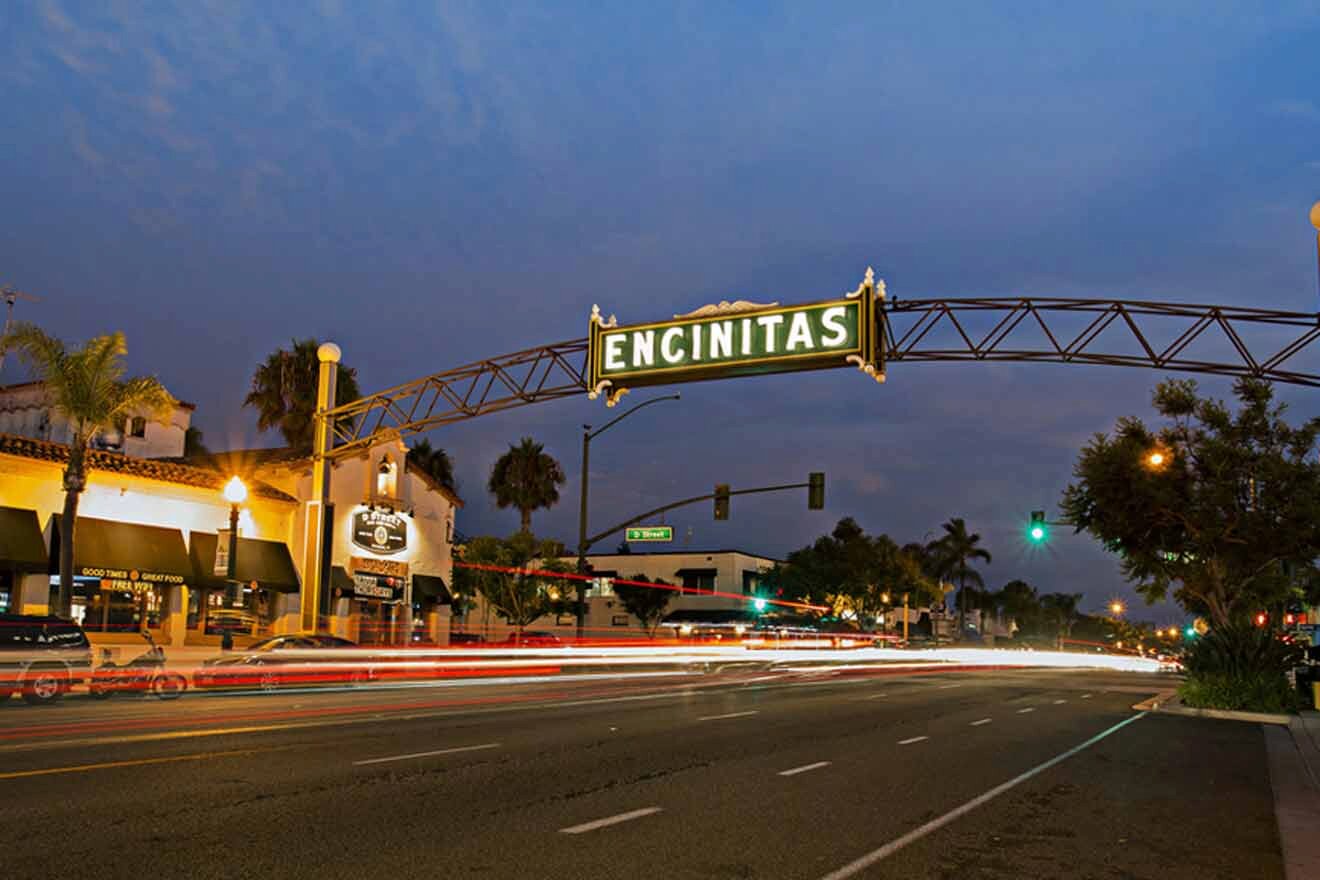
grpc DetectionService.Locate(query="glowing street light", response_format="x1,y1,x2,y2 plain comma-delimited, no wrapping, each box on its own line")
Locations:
1109,600,1126,617
221,476,247,584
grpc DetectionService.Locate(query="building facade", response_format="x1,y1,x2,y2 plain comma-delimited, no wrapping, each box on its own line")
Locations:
0,384,461,650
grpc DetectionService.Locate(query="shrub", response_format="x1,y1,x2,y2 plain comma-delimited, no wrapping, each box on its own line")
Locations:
1178,622,1303,713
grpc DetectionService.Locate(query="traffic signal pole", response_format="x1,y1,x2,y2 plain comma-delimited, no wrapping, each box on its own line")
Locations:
582,479,821,559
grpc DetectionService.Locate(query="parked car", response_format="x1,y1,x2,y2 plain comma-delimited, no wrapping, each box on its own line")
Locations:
0,614,94,705
193,633,365,691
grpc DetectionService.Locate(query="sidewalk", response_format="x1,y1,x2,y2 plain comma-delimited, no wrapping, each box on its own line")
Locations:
1265,710,1320,880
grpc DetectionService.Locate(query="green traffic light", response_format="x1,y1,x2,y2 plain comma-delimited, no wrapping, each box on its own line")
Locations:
1028,524,1047,543
753,597,768,612
1184,626,1196,638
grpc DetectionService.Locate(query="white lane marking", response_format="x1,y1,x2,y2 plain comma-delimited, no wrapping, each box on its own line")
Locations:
817,713,1147,880
897,736,929,745
936,684,961,690
779,761,831,777
970,718,992,727
1016,707,1036,714
1081,693,1093,699
559,807,663,834
1053,699,1067,705
860,693,888,700
697,710,759,722
352,742,500,766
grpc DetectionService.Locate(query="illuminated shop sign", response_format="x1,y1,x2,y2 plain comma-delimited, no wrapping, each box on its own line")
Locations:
351,509,407,555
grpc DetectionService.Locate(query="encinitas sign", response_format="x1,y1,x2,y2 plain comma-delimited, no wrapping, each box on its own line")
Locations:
587,269,884,406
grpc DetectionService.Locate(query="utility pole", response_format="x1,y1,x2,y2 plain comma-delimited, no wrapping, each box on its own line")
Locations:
575,394,681,641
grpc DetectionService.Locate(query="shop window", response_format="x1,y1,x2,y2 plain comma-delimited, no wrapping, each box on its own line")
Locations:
612,615,630,627
195,587,273,636
129,416,147,438
66,579,168,634
681,572,716,593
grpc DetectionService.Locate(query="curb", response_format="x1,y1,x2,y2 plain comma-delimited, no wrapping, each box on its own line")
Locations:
1132,690,1292,725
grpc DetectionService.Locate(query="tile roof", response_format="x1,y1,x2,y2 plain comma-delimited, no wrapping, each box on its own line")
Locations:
173,445,465,508
0,433,296,502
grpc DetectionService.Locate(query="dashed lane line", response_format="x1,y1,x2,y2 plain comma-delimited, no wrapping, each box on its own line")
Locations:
898,736,929,745
559,807,663,835
779,761,832,777
970,718,992,726
817,713,1148,879
352,742,501,766
697,710,759,722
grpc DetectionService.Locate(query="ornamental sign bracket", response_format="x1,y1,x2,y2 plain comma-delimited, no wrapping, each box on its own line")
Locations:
587,268,885,407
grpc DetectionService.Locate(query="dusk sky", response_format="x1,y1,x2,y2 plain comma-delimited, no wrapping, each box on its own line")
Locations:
4,2,1320,623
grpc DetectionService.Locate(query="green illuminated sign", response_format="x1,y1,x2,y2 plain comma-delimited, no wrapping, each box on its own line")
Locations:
626,526,673,542
587,270,884,406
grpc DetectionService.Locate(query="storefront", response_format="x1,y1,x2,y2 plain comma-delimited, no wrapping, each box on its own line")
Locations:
410,574,452,644
49,516,193,643
186,531,300,644
0,507,47,614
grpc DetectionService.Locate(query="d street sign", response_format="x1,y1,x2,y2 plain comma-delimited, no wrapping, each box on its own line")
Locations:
352,508,407,555
626,526,673,542
587,269,884,406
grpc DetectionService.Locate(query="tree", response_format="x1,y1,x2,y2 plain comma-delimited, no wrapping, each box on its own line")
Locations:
771,519,941,627
1061,378,1320,628
613,574,675,638
183,425,209,457
407,438,457,494
244,339,360,452
457,533,570,631
928,518,992,637
487,437,566,533
2,324,173,613
993,579,1040,633
1038,592,1081,641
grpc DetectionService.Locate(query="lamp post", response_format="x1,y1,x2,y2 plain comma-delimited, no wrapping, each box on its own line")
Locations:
223,476,247,603
575,393,681,640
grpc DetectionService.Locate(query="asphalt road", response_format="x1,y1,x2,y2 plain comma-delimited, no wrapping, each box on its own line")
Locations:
0,667,1283,880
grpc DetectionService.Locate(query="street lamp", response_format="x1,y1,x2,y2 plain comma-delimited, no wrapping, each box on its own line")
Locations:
575,393,681,640
222,475,247,585
1109,600,1126,617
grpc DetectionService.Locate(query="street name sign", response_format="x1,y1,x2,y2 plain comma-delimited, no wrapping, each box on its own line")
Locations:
626,526,674,542
587,269,884,406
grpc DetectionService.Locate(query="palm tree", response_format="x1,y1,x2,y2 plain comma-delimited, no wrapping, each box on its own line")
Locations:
932,518,992,639
2,324,173,613
407,438,457,493
487,437,566,533
244,339,360,452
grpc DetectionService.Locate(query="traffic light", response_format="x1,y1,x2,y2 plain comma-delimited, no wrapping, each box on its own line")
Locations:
753,597,768,613
1184,626,1197,639
808,472,825,510
1027,510,1048,544
1284,612,1297,626
1253,612,1267,627
714,483,730,520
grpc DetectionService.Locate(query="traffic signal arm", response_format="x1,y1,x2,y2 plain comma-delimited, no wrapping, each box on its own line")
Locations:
585,479,819,550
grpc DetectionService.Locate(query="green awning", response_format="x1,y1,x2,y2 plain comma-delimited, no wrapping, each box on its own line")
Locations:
50,516,191,586
0,507,47,573
412,574,451,603
188,532,301,594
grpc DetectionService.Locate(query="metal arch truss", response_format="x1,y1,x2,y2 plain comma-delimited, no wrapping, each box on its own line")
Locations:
883,297,1320,387
319,297,1320,459
323,339,589,460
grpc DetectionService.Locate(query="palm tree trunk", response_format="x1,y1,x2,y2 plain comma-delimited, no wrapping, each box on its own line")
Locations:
519,507,532,534
59,445,87,617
